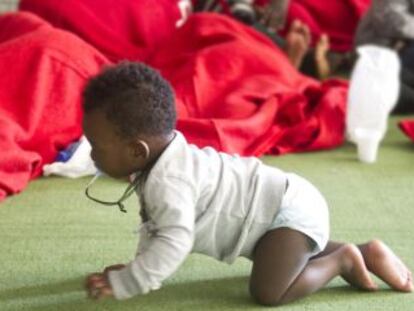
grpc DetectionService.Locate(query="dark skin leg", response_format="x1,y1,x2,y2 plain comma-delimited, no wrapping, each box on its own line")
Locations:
313,240,413,292
314,34,331,80
284,20,311,69
249,228,377,306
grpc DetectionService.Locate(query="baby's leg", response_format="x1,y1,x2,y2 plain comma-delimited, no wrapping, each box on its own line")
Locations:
285,20,311,69
314,34,331,80
360,240,413,292
249,227,376,306
312,240,413,292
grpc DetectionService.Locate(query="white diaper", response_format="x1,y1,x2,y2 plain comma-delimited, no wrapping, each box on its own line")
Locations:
268,173,330,255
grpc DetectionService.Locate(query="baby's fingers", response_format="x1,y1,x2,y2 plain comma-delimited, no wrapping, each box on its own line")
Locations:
98,286,113,299
89,285,113,300
85,273,105,289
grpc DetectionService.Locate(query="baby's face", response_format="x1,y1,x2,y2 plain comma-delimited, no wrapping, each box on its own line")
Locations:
83,110,139,179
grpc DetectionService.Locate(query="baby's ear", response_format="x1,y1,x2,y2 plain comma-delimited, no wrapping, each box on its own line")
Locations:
131,139,150,159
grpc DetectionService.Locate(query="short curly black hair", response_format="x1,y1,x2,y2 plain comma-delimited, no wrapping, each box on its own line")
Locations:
83,61,176,138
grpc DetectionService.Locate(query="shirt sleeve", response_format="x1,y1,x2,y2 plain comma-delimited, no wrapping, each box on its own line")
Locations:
108,175,196,299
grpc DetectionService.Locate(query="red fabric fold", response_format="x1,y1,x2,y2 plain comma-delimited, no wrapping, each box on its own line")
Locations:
0,12,109,201
0,11,349,201
149,13,348,156
19,0,372,54
285,0,372,52
399,120,414,142
19,0,188,62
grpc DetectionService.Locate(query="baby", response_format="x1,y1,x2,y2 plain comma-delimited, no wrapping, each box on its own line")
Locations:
83,61,412,305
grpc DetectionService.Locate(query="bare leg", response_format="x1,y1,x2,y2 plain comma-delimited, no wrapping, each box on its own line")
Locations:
314,34,331,80
284,20,311,69
359,240,413,292
249,228,376,306
313,240,413,292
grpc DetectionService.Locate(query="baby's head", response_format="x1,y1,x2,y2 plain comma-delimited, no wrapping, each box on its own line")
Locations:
82,61,176,179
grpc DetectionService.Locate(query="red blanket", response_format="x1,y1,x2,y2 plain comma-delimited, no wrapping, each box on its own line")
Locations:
399,120,414,142
149,13,348,156
20,0,372,54
0,11,348,201
19,0,188,62
285,0,372,52
0,12,109,201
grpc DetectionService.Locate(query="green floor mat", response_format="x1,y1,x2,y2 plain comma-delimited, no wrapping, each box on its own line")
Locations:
1,117,413,311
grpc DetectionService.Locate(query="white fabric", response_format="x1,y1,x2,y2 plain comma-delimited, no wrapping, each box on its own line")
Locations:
109,131,293,299
269,173,330,255
43,136,97,178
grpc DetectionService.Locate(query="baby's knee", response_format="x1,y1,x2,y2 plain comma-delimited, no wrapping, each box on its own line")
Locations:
249,284,286,306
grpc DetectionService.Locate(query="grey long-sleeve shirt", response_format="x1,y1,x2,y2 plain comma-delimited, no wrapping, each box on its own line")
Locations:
355,0,414,47
108,131,287,299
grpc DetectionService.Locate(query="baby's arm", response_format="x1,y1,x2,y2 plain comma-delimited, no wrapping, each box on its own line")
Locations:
107,176,196,299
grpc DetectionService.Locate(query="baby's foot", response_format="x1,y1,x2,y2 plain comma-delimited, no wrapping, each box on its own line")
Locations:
360,240,413,292
314,34,331,79
315,34,330,58
339,244,378,291
285,20,311,68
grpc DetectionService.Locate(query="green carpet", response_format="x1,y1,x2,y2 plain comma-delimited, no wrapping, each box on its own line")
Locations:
1,117,413,311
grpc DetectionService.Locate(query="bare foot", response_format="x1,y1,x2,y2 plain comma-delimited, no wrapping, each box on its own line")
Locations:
338,244,378,291
314,34,331,80
360,240,413,292
285,19,311,68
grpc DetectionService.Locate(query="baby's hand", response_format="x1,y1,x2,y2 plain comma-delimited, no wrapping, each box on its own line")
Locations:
85,264,126,300
86,272,113,299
